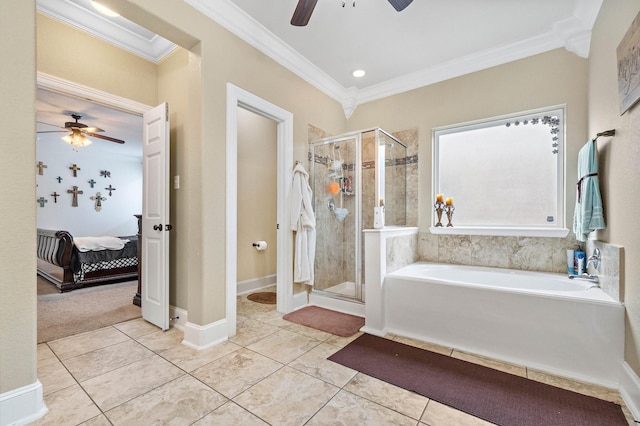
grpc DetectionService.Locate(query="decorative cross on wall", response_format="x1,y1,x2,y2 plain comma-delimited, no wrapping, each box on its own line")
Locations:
88,179,96,188
100,170,111,178
51,192,60,203
90,192,108,212
56,176,63,184
36,161,48,175
67,186,83,207
69,164,81,177
36,197,48,208
105,184,116,196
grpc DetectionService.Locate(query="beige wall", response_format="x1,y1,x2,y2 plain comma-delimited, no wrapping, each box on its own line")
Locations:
0,0,37,394
2,0,345,404
118,0,347,325
237,108,278,282
15,0,635,412
158,47,190,309
588,0,640,376
347,48,589,233
38,0,347,328
37,14,158,107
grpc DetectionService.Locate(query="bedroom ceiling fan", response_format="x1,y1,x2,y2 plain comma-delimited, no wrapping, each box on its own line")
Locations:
291,0,414,26
37,113,125,147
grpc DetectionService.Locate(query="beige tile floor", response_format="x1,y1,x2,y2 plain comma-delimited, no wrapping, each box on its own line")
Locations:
35,289,636,425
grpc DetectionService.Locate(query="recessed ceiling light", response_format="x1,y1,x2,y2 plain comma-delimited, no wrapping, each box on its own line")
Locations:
91,1,120,17
352,69,366,78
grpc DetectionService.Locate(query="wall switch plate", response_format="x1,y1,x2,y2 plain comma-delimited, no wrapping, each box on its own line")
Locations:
174,175,180,189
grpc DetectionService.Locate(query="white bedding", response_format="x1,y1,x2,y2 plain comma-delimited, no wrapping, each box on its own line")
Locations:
73,236,129,252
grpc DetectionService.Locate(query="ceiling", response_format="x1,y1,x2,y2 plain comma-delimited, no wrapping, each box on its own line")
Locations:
35,0,602,144
189,0,602,116
36,88,142,157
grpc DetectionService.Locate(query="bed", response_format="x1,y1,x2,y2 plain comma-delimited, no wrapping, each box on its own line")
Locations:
37,228,138,292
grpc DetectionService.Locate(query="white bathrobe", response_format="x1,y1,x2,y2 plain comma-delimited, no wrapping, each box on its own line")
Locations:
290,163,316,285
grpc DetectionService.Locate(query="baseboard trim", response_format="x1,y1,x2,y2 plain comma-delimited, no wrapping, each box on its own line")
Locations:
359,326,387,337
237,274,277,295
291,291,308,312
169,305,188,331
182,318,228,350
0,380,47,426
620,362,640,422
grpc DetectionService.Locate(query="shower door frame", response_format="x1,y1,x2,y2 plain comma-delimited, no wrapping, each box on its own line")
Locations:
310,128,408,304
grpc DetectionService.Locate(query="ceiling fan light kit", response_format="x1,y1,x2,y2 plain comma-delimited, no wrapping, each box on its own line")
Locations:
292,0,413,26
62,130,92,147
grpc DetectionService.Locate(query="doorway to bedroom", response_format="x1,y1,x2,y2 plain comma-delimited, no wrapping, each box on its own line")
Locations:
35,84,145,343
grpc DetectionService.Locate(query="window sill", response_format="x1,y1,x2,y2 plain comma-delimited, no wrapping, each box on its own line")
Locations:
429,226,569,238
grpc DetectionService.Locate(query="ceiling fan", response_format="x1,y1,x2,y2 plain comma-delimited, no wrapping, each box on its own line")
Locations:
37,113,125,146
291,0,413,26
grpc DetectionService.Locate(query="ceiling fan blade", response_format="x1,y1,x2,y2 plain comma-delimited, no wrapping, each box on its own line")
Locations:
80,127,104,133
66,122,105,133
37,130,67,134
388,0,413,11
85,132,125,144
291,0,318,26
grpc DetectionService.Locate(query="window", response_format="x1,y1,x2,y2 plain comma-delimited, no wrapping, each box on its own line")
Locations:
432,106,567,237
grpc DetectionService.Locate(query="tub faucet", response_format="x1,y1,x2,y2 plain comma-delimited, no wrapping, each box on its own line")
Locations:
568,273,599,285
587,248,601,271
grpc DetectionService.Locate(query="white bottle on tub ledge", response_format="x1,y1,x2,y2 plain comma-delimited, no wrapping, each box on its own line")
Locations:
373,206,385,229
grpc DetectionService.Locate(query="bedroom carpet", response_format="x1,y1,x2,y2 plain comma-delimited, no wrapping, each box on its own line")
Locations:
283,306,364,337
328,333,628,426
38,277,140,343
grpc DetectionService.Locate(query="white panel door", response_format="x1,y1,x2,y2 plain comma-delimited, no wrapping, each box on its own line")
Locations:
142,102,170,330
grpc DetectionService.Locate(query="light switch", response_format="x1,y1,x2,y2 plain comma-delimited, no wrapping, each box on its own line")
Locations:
174,175,180,189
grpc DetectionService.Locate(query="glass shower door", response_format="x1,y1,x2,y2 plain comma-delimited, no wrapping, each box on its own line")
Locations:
311,135,361,301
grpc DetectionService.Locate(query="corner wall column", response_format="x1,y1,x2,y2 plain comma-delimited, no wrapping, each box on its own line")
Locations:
362,226,418,336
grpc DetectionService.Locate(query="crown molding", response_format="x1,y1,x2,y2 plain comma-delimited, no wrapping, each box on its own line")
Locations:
184,0,346,101
355,31,566,106
185,0,602,118
39,0,602,117
36,0,175,64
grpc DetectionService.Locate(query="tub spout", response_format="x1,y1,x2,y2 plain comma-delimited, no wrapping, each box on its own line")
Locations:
568,273,599,285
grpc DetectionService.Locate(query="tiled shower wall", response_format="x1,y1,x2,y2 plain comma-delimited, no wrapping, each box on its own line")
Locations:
309,126,418,292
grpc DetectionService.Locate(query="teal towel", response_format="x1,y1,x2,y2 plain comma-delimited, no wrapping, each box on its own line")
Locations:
573,140,605,241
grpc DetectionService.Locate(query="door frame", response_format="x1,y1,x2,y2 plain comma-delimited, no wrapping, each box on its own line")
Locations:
226,83,294,336
36,72,153,296
37,73,152,116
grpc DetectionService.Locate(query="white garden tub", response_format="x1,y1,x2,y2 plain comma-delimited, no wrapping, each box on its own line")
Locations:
385,262,624,387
